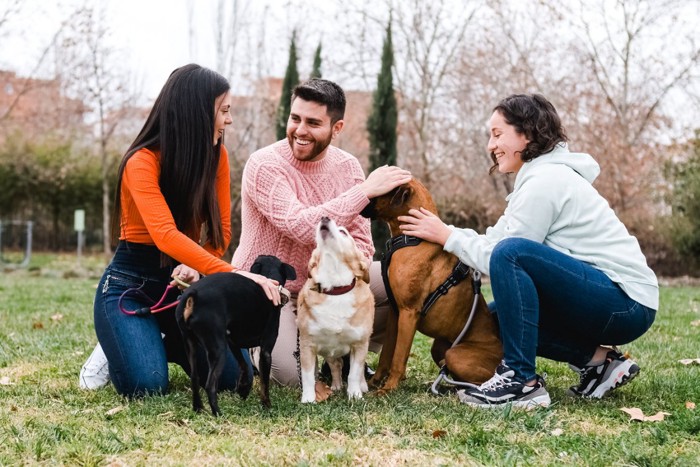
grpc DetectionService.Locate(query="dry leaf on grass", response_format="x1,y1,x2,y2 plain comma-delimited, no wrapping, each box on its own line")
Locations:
621,407,671,422
432,430,447,439
32,321,44,329
690,320,700,327
686,401,696,410
678,358,700,365
0,376,14,386
51,313,64,321
551,428,564,436
106,406,125,416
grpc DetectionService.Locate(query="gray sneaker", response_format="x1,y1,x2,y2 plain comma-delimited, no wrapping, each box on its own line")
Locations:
568,348,639,399
79,343,110,390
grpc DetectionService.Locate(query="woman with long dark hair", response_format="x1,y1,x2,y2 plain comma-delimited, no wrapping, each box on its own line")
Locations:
80,64,280,397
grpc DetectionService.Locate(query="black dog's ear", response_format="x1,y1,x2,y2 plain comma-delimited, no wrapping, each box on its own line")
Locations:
284,263,297,281
250,261,262,274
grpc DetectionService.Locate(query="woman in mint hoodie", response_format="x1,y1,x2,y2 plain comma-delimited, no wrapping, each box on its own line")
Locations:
398,94,657,409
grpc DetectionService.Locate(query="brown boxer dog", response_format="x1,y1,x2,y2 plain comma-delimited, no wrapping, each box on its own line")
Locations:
361,179,502,395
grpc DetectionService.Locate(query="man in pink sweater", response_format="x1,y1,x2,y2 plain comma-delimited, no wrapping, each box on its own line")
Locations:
232,79,411,398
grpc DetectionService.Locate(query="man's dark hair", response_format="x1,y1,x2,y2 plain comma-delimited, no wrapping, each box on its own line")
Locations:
292,78,346,124
490,93,568,173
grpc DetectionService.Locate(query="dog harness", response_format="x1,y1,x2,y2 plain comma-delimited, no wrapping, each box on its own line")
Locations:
381,234,473,318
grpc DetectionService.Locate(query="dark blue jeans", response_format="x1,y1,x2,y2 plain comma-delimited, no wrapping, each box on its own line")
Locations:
94,241,252,397
489,238,655,382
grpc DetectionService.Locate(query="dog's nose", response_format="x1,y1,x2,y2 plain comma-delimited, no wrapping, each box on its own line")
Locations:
321,216,330,224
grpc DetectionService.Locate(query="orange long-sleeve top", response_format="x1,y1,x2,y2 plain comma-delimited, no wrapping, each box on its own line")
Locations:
119,147,235,275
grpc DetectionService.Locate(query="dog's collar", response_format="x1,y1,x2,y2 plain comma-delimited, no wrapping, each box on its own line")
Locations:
314,278,356,295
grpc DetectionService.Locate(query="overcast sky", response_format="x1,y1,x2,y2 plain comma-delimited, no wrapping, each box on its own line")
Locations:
0,0,343,99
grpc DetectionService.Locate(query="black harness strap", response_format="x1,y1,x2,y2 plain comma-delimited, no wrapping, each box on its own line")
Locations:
380,235,422,316
419,260,471,317
380,234,472,318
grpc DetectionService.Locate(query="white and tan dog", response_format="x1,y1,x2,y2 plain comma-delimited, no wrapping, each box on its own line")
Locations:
297,217,375,403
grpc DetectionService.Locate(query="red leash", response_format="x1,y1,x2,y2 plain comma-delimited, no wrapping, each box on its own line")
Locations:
118,277,189,316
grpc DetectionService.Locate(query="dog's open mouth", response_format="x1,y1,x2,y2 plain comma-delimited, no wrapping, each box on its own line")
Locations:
319,217,332,239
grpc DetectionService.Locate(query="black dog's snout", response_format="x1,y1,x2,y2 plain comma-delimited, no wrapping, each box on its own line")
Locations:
360,200,377,219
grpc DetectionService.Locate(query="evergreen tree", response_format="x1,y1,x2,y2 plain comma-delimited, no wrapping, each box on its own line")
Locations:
276,33,300,141
667,129,700,268
311,42,322,79
366,21,398,259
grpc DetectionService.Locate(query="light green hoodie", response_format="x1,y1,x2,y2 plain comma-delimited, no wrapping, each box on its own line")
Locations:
444,143,659,310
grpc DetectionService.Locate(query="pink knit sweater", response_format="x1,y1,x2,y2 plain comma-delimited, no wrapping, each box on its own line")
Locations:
232,140,374,292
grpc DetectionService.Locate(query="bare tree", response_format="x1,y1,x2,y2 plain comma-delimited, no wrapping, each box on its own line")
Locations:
0,0,23,34
0,3,85,124
56,5,141,256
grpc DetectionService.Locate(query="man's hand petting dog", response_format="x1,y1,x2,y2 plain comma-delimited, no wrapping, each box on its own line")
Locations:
297,217,375,403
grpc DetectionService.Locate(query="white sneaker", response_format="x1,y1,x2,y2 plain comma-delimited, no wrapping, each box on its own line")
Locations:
79,342,110,390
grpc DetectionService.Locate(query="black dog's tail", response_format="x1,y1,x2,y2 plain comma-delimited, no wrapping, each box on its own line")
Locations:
180,289,198,323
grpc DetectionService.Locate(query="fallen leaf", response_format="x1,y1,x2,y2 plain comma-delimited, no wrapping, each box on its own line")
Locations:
0,376,14,386
551,428,564,436
51,313,64,321
621,407,671,422
690,320,700,327
678,358,700,365
686,401,696,410
432,430,447,439
106,406,125,416
32,321,44,329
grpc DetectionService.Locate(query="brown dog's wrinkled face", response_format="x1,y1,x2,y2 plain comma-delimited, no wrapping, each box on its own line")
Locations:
360,179,436,224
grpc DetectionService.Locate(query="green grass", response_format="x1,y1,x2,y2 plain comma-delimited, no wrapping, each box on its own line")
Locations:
1,254,699,466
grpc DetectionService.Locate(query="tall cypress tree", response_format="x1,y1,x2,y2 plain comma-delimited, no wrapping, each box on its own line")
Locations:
276,33,300,141
311,42,322,79
367,21,398,259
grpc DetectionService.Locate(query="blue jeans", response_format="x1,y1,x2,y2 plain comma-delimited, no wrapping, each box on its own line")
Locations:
488,238,655,382
94,241,252,397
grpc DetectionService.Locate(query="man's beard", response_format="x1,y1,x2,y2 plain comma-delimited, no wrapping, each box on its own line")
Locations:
287,132,333,162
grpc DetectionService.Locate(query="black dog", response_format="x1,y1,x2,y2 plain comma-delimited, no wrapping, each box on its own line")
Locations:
175,255,295,416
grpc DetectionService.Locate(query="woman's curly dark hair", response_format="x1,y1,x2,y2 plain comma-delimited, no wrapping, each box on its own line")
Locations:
489,94,568,174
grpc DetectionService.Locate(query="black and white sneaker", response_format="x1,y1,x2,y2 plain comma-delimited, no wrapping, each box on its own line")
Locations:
568,348,640,399
457,363,551,409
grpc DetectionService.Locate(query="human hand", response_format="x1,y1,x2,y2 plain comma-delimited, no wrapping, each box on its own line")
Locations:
398,207,452,246
235,270,282,306
359,165,412,199
170,264,200,289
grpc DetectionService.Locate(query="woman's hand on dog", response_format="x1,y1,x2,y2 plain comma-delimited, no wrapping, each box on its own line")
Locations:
170,264,200,289
360,165,412,199
235,270,282,306
398,207,452,246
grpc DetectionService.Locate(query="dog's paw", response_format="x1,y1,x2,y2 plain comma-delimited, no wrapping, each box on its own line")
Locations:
361,379,368,393
367,374,383,388
330,381,343,391
347,387,364,400
301,394,316,404
236,380,252,400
